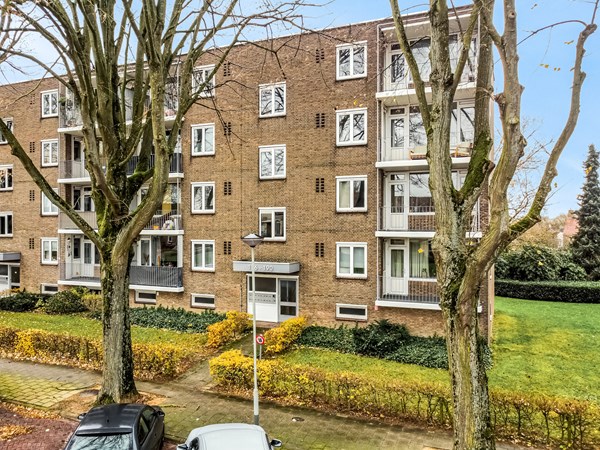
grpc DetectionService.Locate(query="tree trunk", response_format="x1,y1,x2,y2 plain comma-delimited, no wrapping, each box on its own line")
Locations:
443,271,495,450
97,253,137,403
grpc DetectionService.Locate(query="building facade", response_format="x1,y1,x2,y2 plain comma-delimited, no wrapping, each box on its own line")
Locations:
0,6,493,337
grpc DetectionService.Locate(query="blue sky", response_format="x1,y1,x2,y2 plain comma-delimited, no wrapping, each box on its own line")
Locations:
307,0,600,217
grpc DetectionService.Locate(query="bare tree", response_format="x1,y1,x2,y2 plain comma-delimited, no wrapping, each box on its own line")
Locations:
388,0,598,449
0,0,309,403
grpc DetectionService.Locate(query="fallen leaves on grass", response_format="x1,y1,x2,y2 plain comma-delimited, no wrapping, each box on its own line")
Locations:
0,425,33,440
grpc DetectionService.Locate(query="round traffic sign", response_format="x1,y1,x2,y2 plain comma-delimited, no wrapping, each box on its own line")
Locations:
256,334,265,345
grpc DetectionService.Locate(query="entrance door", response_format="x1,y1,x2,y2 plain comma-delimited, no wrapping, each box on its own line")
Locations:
82,240,97,278
385,243,407,296
278,279,298,321
0,264,9,292
386,176,407,230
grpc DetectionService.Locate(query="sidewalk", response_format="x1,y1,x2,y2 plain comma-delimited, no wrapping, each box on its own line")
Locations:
0,356,530,450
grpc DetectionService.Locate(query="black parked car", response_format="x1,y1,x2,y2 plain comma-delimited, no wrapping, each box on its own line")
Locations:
64,403,165,450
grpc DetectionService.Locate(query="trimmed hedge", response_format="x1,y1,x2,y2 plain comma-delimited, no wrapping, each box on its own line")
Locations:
129,305,225,333
0,326,203,380
206,311,251,348
211,350,600,449
264,317,307,354
496,279,600,303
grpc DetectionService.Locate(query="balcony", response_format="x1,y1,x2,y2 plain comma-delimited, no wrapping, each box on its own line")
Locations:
59,102,83,130
59,262,183,289
144,211,182,232
58,211,98,231
59,160,89,180
378,142,472,168
377,274,440,309
126,152,183,176
379,205,481,234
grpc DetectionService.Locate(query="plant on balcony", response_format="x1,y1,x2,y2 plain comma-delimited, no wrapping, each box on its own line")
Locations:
388,1,598,449
0,1,310,403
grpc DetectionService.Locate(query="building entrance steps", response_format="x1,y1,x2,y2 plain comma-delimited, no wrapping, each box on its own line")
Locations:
0,356,533,450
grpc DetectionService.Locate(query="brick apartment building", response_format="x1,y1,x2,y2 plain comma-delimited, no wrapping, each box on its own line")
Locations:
0,5,493,337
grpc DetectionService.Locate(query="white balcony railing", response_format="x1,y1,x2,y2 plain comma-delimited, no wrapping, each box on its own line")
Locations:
59,211,98,230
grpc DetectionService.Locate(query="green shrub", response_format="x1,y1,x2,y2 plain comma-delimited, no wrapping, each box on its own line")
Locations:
81,293,103,315
43,289,88,315
297,325,356,353
353,319,410,358
129,305,225,333
496,279,600,303
386,336,448,369
496,245,586,282
0,290,42,312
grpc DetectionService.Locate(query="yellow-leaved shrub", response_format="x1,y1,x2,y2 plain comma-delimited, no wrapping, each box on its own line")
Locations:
209,351,600,448
206,311,251,348
263,317,307,354
0,326,198,380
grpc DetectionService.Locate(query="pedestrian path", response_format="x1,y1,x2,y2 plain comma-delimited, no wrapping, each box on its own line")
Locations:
0,354,531,450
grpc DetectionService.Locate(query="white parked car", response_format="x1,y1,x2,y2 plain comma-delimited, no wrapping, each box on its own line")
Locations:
177,424,283,450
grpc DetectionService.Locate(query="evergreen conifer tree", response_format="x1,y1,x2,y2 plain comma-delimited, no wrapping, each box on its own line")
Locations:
571,144,600,279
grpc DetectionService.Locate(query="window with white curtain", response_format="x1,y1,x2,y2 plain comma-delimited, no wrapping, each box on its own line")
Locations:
336,176,367,212
191,240,215,271
409,240,436,279
336,242,367,278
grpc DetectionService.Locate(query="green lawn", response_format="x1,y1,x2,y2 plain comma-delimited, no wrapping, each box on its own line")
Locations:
283,297,600,402
0,311,207,347
490,297,599,402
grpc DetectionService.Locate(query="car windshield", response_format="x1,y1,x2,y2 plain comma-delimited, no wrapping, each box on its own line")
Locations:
66,433,133,450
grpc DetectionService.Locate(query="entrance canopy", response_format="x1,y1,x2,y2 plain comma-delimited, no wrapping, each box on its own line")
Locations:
232,260,300,274
0,252,20,262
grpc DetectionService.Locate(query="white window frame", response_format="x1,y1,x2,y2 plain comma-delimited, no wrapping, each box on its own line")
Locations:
0,118,13,144
0,165,13,191
192,65,216,97
191,293,215,309
336,175,367,212
336,303,368,321
259,145,286,180
0,212,13,237
135,290,157,305
41,139,59,167
259,207,286,242
259,82,286,118
40,283,58,294
191,182,215,214
336,242,367,279
41,89,59,118
336,42,367,80
41,188,59,216
41,238,58,265
191,240,215,272
336,108,367,146
191,123,215,156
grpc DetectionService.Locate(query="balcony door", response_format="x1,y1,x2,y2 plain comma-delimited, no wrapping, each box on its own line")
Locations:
384,240,408,297
387,108,409,161
70,236,97,279
385,174,408,230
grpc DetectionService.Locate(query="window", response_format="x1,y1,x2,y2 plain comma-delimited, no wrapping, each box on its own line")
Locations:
259,145,286,180
41,90,59,118
410,240,436,279
259,208,286,241
41,284,58,294
0,212,13,236
336,108,367,146
41,238,58,265
336,176,367,212
135,291,157,304
336,242,367,278
259,82,286,118
411,38,431,82
336,42,367,80
191,240,215,271
450,102,475,149
191,124,215,156
41,139,59,167
409,173,433,213
191,182,215,213
0,119,13,144
336,304,367,321
41,189,59,216
192,65,215,97
191,294,215,309
0,165,12,191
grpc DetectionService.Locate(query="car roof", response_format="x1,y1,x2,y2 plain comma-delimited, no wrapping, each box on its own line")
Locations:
188,424,268,450
75,403,145,435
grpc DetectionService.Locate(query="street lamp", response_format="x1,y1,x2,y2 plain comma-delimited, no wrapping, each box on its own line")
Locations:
241,233,264,425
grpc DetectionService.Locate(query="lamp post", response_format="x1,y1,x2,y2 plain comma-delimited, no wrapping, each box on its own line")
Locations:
241,233,264,426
